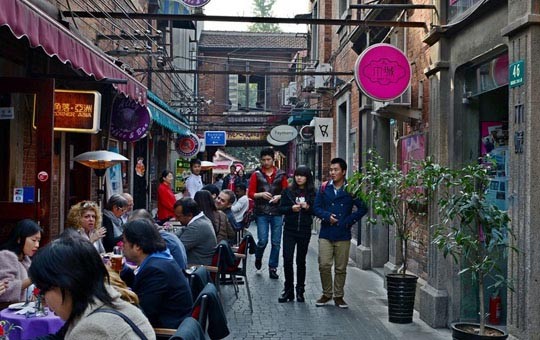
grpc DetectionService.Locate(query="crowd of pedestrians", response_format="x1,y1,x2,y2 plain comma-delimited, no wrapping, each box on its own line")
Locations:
0,146,368,339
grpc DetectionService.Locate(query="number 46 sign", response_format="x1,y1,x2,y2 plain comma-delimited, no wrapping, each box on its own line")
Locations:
509,60,524,88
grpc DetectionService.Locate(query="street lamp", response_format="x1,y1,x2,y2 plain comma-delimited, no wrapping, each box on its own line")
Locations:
73,150,128,206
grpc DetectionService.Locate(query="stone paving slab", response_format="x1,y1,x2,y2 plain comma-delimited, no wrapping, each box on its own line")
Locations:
221,228,451,339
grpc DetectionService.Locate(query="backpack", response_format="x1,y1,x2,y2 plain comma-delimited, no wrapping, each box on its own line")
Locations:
241,198,255,228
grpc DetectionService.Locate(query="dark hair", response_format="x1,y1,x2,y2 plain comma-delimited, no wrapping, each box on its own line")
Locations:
221,189,236,204
201,184,219,197
28,236,112,323
292,165,316,195
260,147,275,159
159,170,172,183
123,219,166,254
331,157,347,171
1,219,43,256
236,183,247,191
173,197,200,216
106,194,128,211
190,159,201,167
194,190,218,228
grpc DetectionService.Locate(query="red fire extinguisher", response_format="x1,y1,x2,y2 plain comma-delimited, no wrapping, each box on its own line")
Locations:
489,292,502,325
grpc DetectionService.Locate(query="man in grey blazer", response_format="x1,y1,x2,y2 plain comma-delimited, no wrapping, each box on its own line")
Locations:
174,197,217,266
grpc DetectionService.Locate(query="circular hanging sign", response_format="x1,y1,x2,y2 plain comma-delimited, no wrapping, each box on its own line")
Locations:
179,0,211,7
269,125,298,142
37,171,49,182
111,99,151,142
175,133,200,158
266,134,288,146
299,125,315,141
354,43,411,102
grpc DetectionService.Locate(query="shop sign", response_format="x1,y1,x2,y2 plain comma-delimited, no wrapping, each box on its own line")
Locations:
299,125,315,141
48,90,101,133
354,43,411,102
269,125,298,142
267,134,288,146
175,133,200,158
179,0,211,7
314,117,333,143
509,60,524,88
204,131,227,146
111,98,151,142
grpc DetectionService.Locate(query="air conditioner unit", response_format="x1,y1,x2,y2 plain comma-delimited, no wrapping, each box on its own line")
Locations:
281,82,298,105
314,63,332,89
302,68,315,91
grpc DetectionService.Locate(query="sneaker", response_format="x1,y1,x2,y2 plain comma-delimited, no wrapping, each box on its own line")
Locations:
269,268,279,279
315,295,332,306
334,297,349,309
255,258,262,270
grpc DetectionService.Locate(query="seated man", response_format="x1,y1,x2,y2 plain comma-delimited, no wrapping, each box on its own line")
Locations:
121,219,193,329
231,183,249,225
175,198,217,266
215,189,242,232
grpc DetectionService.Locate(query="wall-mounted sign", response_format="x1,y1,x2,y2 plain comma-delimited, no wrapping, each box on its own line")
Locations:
354,43,411,102
179,0,211,7
175,133,200,158
111,98,151,142
509,60,524,88
267,134,288,146
314,117,333,143
48,90,101,133
270,125,298,142
0,107,14,119
300,125,315,141
204,131,227,146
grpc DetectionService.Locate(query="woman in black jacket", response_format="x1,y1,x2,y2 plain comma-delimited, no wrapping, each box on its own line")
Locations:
278,165,316,303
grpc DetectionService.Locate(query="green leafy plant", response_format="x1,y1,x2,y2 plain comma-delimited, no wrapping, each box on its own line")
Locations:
432,159,516,335
348,149,445,274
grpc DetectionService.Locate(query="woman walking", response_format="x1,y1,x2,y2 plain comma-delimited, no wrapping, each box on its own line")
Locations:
278,166,316,303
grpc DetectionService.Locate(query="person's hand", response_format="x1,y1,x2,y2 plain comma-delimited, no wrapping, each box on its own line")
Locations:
269,195,281,204
292,204,301,212
329,214,339,225
300,202,309,210
258,192,273,201
90,227,106,243
0,280,7,296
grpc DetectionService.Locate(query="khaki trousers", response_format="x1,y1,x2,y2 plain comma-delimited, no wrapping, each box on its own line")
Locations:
318,238,351,298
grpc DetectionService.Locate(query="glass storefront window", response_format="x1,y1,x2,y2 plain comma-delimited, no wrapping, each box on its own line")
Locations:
448,0,482,22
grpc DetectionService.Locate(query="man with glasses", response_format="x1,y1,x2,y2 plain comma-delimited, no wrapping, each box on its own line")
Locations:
121,193,134,224
248,148,288,279
102,194,128,252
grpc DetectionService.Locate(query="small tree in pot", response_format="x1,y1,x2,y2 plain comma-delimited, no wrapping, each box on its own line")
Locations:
348,149,444,323
433,160,516,339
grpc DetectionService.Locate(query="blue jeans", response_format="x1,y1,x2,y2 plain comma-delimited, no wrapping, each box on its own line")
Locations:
254,214,283,269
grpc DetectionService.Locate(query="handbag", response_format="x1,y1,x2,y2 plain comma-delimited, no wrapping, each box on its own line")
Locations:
89,308,148,340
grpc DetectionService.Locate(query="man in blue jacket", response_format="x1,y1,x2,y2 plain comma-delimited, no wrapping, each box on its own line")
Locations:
314,158,367,309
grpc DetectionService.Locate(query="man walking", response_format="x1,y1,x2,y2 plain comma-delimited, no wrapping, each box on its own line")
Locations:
185,158,203,198
314,158,367,308
248,148,288,279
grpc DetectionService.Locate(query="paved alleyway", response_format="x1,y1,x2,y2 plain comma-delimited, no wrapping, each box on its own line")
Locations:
221,228,451,339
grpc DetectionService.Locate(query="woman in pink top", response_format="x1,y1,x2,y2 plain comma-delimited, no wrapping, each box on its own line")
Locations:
157,169,176,223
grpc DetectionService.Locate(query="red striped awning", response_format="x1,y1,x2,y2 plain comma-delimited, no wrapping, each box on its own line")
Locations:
1,0,147,105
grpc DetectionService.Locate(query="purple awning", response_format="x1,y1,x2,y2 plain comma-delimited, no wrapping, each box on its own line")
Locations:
1,0,147,105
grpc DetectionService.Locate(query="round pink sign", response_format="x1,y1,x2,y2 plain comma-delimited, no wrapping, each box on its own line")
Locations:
354,44,411,102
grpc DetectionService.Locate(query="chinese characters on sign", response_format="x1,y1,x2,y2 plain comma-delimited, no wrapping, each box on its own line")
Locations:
52,90,101,133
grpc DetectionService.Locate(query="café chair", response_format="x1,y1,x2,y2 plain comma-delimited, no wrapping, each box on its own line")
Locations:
226,232,255,312
168,316,205,340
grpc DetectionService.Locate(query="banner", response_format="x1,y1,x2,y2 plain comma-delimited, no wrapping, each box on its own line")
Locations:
314,118,333,143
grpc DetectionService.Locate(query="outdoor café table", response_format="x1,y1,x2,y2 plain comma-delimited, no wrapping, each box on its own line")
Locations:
0,307,64,340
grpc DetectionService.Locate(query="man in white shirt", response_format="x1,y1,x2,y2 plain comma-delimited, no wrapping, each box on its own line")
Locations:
184,158,203,198
231,183,249,224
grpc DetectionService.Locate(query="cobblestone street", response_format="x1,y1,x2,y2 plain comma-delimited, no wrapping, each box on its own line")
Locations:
221,228,451,339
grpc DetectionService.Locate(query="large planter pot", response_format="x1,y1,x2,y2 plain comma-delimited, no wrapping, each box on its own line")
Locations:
451,322,508,339
386,273,418,324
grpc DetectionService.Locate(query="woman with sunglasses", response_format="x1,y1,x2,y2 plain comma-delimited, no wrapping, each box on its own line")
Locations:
28,236,154,339
66,200,106,254
0,219,42,306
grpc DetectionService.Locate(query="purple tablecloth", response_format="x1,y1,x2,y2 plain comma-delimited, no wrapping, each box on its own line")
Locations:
0,307,65,340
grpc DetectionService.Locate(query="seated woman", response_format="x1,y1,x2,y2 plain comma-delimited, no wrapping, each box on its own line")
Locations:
66,200,106,254
194,190,236,244
0,219,42,305
28,236,155,339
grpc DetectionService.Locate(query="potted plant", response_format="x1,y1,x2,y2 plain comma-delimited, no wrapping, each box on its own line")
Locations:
348,149,443,323
432,159,515,339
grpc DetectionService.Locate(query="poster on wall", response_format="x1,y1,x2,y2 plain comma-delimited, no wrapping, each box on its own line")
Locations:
481,121,509,211
106,142,124,200
400,133,425,174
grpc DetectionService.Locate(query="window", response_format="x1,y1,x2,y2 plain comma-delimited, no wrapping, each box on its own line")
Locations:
447,0,482,22
339,0,349,18
228,75,266,111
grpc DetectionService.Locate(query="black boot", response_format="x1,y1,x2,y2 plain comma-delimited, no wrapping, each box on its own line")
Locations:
296,286,305,302
278,288,295,303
